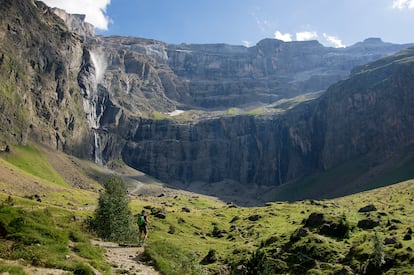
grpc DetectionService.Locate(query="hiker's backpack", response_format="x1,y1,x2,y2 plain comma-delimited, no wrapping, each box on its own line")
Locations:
137,215,146,226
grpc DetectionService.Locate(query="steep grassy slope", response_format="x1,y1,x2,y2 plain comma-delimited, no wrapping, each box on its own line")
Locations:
0,145,110,273
1,144,413,274
266,153,414,201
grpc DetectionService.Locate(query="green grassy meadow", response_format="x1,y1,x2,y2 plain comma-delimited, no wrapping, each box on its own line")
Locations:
0,144,413,274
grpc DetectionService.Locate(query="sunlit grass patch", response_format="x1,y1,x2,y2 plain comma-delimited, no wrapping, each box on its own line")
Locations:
0,260,25,275
2,144,68,186
0,198,110,273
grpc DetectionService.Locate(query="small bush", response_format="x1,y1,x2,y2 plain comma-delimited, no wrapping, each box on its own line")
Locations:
200,249,217,265
73,262,95,275
230,216,240,223
245,249,284,275
168,225,176,234
366,232,385,274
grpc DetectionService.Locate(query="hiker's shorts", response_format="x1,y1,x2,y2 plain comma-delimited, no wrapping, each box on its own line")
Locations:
139,225,148,234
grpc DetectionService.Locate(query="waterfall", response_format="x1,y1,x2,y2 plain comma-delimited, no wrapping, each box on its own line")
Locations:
90,51,107,84
94,132,103,166
82,49,107,165
277,123,283,185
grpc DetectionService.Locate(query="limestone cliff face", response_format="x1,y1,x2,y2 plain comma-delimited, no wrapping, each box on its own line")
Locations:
51,7,94,38
89,36,178,116
117,116,312,186
79,35,411,116
315,47,414,169
0,0,91,154
103,47,414,191
166,38,411,108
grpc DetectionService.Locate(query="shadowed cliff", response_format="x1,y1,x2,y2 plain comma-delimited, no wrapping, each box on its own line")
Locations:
102,47,414,203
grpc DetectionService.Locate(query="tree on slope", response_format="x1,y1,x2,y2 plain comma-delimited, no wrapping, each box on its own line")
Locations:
90,175,136,242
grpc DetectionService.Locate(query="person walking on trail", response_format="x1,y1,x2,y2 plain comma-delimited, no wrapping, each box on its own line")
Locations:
137,210,149,246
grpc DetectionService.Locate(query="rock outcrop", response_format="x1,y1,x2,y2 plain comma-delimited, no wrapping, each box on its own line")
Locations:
51,7,95,38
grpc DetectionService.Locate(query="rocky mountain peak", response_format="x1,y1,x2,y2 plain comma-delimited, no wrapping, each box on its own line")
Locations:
50,7,95,38
362,37,384,44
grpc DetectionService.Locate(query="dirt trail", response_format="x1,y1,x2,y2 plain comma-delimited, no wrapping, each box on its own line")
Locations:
126,178,144,195
92,240,160,275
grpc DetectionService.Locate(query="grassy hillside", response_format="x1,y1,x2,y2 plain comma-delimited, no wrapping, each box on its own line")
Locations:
134,180,414,274
265,153,414,202
0,144,413,274
0,144,110,273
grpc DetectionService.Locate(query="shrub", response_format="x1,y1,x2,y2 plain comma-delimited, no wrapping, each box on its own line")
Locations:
245,249,284,275
366,232,385,274
200,249,217,265
168,225,176,234
73,262,94,275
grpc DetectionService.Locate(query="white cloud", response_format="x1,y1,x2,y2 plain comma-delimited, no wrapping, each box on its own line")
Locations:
273,30,346,48
242,40,252,47
274,31,293,42
392,0,414,9
323,33,346,48
296,31,318,41
41,0,111,30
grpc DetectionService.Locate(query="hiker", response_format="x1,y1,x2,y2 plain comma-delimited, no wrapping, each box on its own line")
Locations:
137,210,149,246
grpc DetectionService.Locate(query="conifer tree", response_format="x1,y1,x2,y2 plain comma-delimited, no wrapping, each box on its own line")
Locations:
90,175,136,242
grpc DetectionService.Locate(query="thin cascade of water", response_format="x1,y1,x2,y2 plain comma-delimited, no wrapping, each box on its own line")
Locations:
83,49,107,165
94,132,103,166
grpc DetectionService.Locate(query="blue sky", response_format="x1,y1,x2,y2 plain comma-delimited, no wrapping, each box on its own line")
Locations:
42,0,414,48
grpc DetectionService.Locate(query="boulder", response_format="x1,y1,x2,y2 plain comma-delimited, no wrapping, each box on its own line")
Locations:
181,207,191,213
200,249,217,264
248,214,261,222
358,204,377,213
319,222,350,238
357,219,380,230
154,213,166,219
304,213,325,227
384,237,397,245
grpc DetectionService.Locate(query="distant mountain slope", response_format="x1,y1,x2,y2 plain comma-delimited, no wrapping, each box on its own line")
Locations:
118,46,414,202
166,37,412,108
265,46,414,200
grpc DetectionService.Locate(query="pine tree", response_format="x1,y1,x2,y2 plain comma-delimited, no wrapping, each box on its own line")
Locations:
90,175,136,242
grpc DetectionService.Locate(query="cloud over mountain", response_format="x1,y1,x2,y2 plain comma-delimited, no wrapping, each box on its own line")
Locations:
274,31,293,42
296,31,318,41
392,0,414,9
274,30,345,48
323,33,345,48
42,0,112,30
